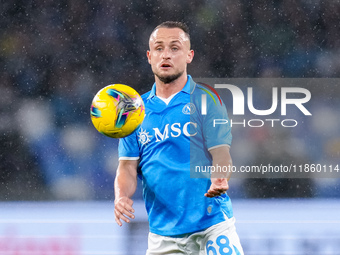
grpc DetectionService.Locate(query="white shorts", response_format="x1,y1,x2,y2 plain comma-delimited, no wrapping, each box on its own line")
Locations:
146,217,244,255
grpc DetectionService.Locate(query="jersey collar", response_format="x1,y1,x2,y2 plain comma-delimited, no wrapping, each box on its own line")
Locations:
147,75,194,100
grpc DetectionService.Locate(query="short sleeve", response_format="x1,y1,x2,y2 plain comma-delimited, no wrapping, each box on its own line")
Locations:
202,95,232,150
118,131,140,160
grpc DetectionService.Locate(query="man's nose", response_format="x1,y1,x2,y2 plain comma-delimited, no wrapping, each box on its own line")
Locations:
162,48,171,59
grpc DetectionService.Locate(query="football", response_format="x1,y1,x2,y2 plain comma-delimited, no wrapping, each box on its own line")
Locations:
90,84,145,138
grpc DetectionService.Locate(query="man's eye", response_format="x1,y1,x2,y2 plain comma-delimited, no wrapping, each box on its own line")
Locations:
172,47,178,51
156,48,162,51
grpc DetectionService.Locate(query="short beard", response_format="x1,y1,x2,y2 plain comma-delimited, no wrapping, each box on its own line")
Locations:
155,71,183,84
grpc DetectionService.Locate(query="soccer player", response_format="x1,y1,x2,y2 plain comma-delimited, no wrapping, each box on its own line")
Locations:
114,21,244,255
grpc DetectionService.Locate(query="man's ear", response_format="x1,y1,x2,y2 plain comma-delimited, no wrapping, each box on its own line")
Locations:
187,50,194,64
147,50,151,64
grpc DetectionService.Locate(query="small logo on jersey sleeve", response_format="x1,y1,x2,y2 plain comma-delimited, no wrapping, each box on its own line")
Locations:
138,128,152,145
182,103,196,115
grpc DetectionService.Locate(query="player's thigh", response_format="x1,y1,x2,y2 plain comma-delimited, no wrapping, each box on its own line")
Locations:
200,218,244,255
146,232,186,255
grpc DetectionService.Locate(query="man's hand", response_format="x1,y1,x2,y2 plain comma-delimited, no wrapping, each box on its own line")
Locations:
114,196,135,226
204,178,229,198
114,160,138,226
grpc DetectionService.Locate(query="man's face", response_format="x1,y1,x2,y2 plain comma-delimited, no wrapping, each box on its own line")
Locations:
147,27,194,84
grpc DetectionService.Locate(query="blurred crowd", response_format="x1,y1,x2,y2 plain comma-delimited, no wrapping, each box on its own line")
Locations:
0,0,339,200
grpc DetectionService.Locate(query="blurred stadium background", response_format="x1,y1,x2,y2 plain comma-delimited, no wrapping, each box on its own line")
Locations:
0,0,340,254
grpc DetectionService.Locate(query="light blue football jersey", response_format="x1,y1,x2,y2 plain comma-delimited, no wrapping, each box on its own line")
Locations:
118,75,233,236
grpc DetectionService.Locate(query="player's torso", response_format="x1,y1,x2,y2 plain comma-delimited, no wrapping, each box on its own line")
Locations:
130,79,233,235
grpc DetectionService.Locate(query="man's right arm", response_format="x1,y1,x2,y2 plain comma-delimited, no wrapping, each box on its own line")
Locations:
114,159,138,226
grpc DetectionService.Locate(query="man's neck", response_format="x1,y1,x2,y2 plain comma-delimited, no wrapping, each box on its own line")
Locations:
155,74,188,99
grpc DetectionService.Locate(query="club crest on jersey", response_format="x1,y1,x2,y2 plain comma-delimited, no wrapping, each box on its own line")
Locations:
138,128,152,145
182,103,196,115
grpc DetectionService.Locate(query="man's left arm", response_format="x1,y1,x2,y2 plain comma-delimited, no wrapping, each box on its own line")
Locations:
204,146,232,198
